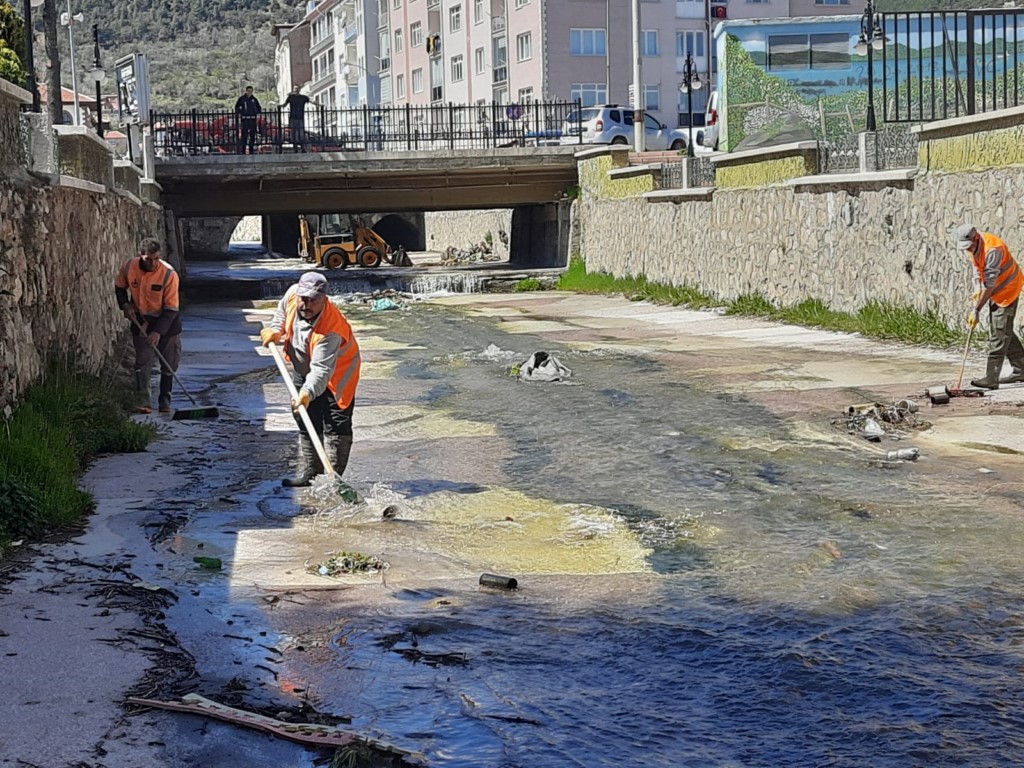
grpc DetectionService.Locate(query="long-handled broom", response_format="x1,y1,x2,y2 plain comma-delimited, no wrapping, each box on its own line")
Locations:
128,316,220,420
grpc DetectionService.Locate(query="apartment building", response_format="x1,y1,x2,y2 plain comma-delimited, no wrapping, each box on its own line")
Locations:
282,0,865,126
273,21,312,102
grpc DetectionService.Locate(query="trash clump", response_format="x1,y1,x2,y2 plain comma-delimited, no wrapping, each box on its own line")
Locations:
833,400,928,442
515,351,572,382
308,551,390,577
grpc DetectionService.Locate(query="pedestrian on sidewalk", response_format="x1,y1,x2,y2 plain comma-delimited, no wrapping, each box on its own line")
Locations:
114,238,182,414
234,85,262,154
283,85,311,153
956,223,1024,389
260,272,361,487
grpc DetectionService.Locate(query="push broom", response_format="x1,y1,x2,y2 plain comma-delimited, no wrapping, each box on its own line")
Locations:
128,316,220,420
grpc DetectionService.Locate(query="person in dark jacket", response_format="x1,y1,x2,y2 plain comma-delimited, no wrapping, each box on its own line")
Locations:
114,238,182,414
234,85,262,154
283,85,312,153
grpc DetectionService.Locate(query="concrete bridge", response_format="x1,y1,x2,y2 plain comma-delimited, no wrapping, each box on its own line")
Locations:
155,146,580,268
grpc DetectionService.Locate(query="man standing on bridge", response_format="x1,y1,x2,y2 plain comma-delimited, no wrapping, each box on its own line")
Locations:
957,223,1024,389
235,85,262,155
261,272,361,487
115,238,182,414
283,85,312,153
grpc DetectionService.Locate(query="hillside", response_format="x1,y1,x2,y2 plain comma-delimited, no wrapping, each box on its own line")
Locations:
57,0,301,114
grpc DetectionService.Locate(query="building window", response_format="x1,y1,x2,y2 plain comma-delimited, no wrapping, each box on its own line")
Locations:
393,0,401,8
451,54,464,82
644,84,660,112
515,0,530,7
412,68,424,93
747,0,770,3
570,28,607,56
570,83,607,106
474,0,484,24
450,5,462,33
517,32,532,62
379,31,391,70
518,87,534,103
395,28,404,53
474,46,486,75
676,30,705,58
396,73,405,99
810,33,850,68
642,30,659,56
815,0,850,4
431,57,443,100
411,21,423,47
768,34,808,70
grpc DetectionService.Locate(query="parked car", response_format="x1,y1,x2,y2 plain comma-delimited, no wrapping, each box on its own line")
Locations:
560,105,690,151
701,90,720,151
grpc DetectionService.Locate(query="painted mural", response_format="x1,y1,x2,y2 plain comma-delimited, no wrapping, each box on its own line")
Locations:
717,12,1024,153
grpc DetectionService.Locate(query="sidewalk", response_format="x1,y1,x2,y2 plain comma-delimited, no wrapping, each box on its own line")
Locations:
1,289,1021,766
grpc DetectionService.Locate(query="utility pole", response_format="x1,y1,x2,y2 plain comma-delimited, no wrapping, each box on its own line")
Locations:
631,0,644,152
21,0,40,111
42,0,63,126
605,0,611,103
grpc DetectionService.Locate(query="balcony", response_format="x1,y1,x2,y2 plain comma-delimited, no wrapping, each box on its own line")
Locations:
491,16,506,34
492,66,507,84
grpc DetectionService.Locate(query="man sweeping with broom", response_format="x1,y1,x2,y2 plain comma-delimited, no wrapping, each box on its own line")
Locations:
261,272,361,487
115,238,182,414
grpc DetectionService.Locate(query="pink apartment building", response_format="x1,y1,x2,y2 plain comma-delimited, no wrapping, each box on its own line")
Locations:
282,0,864,127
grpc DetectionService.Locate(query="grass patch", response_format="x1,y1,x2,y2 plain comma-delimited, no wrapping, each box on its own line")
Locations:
513,277,543,292
558,260,966,347
557,257,721,309
0,359,157,553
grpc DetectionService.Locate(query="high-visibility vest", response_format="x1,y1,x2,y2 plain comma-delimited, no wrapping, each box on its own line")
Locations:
284,295,361,409
973,233,1023,307
115,257,179,317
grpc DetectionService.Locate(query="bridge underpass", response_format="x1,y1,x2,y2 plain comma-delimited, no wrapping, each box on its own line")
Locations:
156,147,579,273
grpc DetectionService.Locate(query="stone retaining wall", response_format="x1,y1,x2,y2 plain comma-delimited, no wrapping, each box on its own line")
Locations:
424,209,512,260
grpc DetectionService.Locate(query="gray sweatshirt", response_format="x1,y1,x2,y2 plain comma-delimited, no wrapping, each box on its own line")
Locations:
270,285,342,401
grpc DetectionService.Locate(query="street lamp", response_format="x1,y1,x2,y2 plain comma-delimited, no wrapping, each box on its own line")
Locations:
678,53,702,158
22,0,45,111
855,0,885,132
88,23,104,138
59,0,84,125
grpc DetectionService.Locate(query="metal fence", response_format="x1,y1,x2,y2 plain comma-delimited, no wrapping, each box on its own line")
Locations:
818,128,919,175
876,127,919,170
882,10,1024,123
661,156,716,189
818,132,861,175
152,100,582,156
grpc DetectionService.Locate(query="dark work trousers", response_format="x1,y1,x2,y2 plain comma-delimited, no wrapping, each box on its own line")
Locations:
987,298,1024,372
291,371,354,439
238,118,257,154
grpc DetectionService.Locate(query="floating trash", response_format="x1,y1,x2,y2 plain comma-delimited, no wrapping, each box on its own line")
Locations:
308,551,390,577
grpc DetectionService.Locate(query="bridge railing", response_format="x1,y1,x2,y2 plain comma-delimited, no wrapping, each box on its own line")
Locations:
152,100,583,156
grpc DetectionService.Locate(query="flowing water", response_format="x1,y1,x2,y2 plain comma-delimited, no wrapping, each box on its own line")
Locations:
274,301,1024,767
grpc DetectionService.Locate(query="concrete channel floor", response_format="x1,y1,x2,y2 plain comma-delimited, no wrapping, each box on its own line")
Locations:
1,286,1023,766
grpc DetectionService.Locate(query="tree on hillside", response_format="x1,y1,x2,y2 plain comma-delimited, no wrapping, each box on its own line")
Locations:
0,1,27,87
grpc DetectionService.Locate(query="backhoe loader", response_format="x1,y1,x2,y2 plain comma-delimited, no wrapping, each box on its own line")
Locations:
297,214,411,269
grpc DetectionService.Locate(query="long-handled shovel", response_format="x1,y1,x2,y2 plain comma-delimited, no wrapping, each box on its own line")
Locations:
267,341,336,478
953,321,975,393
128,316,220,419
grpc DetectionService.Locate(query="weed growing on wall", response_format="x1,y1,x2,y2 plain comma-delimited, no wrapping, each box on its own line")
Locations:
0,359,158,554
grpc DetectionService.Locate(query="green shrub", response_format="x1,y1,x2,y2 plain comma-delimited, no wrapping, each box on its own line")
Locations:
513,278,542,292
0,360,157,549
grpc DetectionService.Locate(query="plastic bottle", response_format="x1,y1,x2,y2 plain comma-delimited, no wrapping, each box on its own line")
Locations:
886,447,920,461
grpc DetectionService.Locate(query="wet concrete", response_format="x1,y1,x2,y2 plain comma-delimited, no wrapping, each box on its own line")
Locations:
2,286,1022,765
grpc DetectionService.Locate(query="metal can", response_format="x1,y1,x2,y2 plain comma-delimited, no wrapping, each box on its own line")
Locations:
886,447,920,461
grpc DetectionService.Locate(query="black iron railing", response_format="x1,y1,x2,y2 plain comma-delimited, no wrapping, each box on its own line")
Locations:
882,9,1024,123
152,100,582,156
688,156,716,188
662,156,715,189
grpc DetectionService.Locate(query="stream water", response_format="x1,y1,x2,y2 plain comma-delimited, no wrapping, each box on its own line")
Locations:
270,301,1024,767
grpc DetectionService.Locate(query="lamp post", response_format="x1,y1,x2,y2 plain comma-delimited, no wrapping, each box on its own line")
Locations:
88,23,104,138
22,0,45,111
631,0,643,152
855,0,884,132
678,53,702,158
59,0,84,125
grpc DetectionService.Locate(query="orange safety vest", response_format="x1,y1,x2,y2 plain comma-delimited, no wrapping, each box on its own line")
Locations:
115,257,180,317
973,233,1023,307
284,294,361,409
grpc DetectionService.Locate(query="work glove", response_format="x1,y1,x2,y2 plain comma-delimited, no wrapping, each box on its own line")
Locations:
971,290,982,302
121,302,139,322
147,331,160,348
291,391,311,412
967,312,979,329
260,328,282,347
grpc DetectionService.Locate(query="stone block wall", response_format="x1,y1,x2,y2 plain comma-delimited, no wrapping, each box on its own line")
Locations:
56,127,116,188
425,209,512,260
0,81,30,171
576,112,1024,326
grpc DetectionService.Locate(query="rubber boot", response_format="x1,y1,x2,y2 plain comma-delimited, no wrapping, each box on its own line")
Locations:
999,370,1024,384
282,433,323,487
325,435,354,478
158,374,174,413
133,368,152,414
971,358,1003,390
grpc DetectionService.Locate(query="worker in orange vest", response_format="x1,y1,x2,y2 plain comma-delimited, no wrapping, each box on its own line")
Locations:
261,272,361,486
114,238,182,413
956,223,1024,389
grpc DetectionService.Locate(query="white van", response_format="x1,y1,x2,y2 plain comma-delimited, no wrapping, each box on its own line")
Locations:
701,90,720,151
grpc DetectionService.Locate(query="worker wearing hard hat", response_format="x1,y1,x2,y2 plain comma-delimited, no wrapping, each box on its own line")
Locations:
261,272,361,486
956,223,1024,389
